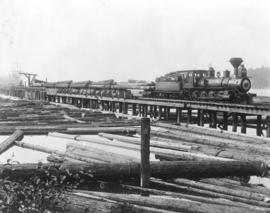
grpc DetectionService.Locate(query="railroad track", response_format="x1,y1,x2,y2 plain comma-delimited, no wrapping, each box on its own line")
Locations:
138,97,270,115
55,93,270,116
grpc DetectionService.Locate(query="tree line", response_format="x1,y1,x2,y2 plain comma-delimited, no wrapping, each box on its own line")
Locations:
248,66,270,89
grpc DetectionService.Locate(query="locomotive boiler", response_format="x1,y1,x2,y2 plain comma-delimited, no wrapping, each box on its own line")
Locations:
152,58,253,103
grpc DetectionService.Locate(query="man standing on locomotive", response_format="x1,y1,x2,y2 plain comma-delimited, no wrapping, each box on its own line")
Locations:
239,64,247,77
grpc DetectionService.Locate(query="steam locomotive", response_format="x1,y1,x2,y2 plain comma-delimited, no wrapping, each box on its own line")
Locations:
153,58,253,103
43,58,254,104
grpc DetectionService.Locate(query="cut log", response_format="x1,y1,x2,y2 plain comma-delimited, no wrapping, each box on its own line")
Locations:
151,178,270,208
150,129,270,156
47,154,86,164
173,178,269,202
121,184,270,211
14,141,104,163
62,127,137,135
200,178,270,197
75,190,263,213
98,132,194,151
0,129,24,155
71,192,177,213
60,193,123,213
66,143,139,163
0,123,139,135
153,122,270,145
0,160,266,181
62,114,86,123
52,132,232,161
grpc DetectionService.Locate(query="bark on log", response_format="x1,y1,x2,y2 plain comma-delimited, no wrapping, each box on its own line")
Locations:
0,160,266,181
98,133,194,151
47,154,86,164
154,122,270,145
121,184,269,211
75,190,264,213
58,132,231,161
150,129,270,156
0,129,24,155
151,178,270,208
0,122,139,135
173,178,269,202
200,178,270,197
63,127,137,135
70,192,177,213
63,114,86,123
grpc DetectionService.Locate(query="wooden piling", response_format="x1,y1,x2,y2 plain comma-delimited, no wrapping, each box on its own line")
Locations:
149,105,153,117
153,105,157,118
199,109,204,127
256,115,262,136
132,104,137,115
232,114,238,132
158,106,162,119
138,104,142,116
141,118,150,196
240,114,247,134
267,116,270,138
223,112,228,130
212,111,217,128
197,110,201,126
187,109,192,125
144,105,148,117
89,99,93,109
164,107,169,120
119,102,123,113
142,105,146,117
176,108,182,125
100,101,104,110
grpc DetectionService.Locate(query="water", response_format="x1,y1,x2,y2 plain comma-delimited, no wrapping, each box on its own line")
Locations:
250,88,270,97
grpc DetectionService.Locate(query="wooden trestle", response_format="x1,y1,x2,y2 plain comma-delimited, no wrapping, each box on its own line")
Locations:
44,93,270,137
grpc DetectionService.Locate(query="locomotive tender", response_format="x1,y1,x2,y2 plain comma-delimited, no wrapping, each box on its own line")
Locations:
44,57,254,104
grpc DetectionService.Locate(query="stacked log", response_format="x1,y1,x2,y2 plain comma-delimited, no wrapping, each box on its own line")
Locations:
151,178,270,209
62,127,137,135
66,142,139,163
0,98,140,135
75,190,266,213
49,132,232,161
148,123,270,163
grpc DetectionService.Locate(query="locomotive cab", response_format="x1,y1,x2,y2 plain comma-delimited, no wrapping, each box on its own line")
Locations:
182,70,208,88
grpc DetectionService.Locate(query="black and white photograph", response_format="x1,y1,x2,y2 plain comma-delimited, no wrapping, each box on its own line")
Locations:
0,0,269,212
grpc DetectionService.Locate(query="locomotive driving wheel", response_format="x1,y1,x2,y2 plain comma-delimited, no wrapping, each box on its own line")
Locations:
191,90,199,100
199,91,208,99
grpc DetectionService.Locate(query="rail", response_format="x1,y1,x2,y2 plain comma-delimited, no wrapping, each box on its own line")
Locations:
55,93,270,116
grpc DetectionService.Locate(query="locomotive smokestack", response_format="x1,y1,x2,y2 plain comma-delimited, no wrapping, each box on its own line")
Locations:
229,58,243,78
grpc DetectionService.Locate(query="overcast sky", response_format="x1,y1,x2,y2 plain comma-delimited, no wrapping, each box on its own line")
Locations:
0,0,269,82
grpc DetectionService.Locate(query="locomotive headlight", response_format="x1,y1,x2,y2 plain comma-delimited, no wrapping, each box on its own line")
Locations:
241,78,251,92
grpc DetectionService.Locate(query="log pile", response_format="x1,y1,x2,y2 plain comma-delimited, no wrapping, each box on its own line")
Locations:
1,98,270,212
0,98,139,135
150,122,270,164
